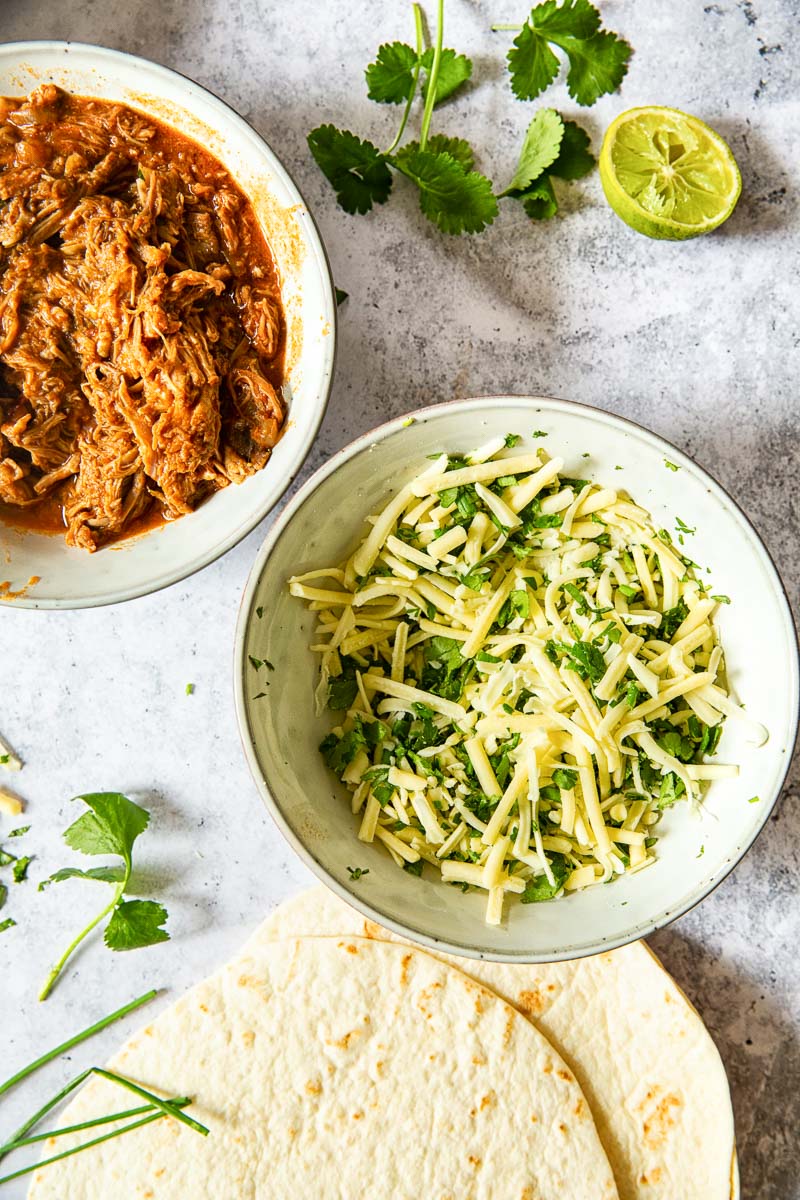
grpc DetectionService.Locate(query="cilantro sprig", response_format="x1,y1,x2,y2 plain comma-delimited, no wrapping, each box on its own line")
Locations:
494,0,632,106
308,1,496,234
502,107,595,219
308,0,625,236
38,793,169,1002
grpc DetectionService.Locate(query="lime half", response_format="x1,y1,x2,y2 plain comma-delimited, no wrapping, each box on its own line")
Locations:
599,106,741,240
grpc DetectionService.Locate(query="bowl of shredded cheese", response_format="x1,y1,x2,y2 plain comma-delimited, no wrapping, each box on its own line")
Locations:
236,397,798,961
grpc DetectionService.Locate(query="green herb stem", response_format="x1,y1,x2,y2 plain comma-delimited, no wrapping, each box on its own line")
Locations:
0,1109,173,1186
490,23,523,30
0,989,157,1098
384,3,425,155
38,881,125,1002
419,0,444,151
3,1098,190,1151
1,1067,206,1168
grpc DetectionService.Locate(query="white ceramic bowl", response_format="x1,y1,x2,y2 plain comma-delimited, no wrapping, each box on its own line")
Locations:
236,396,799,961
0,42,335,609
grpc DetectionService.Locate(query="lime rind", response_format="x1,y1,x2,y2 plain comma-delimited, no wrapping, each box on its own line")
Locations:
599,106,742,240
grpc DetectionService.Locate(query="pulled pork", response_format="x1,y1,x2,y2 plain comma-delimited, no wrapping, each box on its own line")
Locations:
0,85,285,550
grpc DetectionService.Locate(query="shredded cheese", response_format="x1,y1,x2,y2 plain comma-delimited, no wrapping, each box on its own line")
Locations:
291,439,763,924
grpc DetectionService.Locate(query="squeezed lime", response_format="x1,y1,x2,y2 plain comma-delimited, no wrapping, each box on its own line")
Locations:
599,106,741,240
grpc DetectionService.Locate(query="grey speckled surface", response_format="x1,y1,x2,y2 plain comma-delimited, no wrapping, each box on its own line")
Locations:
0,1,798,1196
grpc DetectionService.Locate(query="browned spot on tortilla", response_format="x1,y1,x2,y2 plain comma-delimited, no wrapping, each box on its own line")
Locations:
665,992,672,1002
364,919,383,938
480,1091,496,1111
521,1188,536,1200
288,1128,298,1139
242,1030,255,1047
470,1107,477,1118
474,994,485,1015
199,1004,208,1013
641,1167,663,1185
326,1064,335,1074
429,1053,437,1061
557,1068,573,1083
503,1011,515,1047
154,1169,165,1179
468,1155,482,1169
559,1123,567,1134
353,1111,364,1120
305,1079,322,1095
517,988,548,1017
472,1054,486,1066
327,1029,360,1050
543,1062,553,1074
238,973,260,988
574,1098,586,1118
530,1114,538,1123
400,953,413,986
343,943,359,955
639,1090,683,1149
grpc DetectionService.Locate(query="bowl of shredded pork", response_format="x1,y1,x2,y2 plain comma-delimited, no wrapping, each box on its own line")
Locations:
0,43,335,608
236,397,798,961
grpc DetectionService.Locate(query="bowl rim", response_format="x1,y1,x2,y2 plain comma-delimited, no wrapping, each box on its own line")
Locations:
235,397,799,962
0,40,337,610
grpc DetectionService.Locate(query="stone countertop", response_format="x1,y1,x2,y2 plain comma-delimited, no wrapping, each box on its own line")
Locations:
0,1,797,1196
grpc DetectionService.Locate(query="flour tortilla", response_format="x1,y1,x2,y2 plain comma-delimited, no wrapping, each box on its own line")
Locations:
29,936,618,1200
252,887,737,1200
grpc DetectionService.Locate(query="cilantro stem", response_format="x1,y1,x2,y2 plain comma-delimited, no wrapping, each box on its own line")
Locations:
38,879,126,1002
491,23,523,30
0,1107,186,1186
384,3,425,155
0,989,157,1097
418,0,444,151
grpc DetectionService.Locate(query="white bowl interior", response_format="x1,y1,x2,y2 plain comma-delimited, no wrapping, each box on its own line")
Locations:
0,43,334,608
237,397,798,960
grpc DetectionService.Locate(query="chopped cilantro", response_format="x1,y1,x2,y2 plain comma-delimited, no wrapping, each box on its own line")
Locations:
185,683,194,696
12,856,31,884
748,795,760,804
346,866,370,881
504,433,522,448
664,459,680,471
520,854,569,902
712,594,731,604
0,917,15,934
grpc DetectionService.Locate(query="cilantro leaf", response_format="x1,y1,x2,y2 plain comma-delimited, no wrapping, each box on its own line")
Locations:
502,108,564,194
404,133,475,171
393,148,498,234
63,793,149,864
38,794,167,1001
0,917,15,934
420,47,473,104
0,880,6,910
521,174,558,220
564,640,606,683
328,660,360,711
552,767,578,790
365,41,418,103
347,866,370,881
548,118,595,178
104,900,170,951
308,125,393,215
507,21,560,101
506,0,632,106
11,855,30,883
520,854,569,901
40,865,127,890
0,847,15,867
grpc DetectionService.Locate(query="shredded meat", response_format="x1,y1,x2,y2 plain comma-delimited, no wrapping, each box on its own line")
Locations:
0,85,285,550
